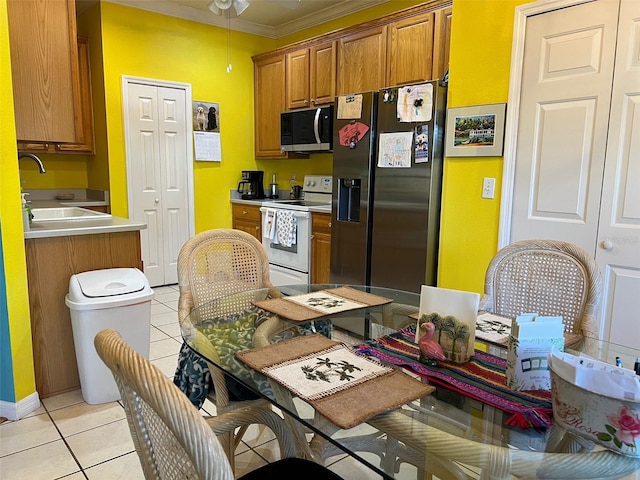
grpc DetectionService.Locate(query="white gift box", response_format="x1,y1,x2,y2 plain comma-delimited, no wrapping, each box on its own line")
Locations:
505,314,564,391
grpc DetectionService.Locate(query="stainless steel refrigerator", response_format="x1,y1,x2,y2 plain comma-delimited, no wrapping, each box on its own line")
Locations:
330,79,447,293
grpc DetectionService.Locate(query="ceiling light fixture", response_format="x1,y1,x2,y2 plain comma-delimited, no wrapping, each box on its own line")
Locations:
207,0,249,17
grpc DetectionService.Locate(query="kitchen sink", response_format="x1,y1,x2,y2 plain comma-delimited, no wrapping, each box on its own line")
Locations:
31,207,111,221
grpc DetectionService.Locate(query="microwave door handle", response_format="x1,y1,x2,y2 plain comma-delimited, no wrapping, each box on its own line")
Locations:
314,108,321,144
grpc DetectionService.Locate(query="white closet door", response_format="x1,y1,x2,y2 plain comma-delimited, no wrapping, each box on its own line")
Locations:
596,0,640,346
126,82,190,287
157,86,189,286
510,0,619,252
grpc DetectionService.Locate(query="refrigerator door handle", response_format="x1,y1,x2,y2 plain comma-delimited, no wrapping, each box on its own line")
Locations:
313,108,321,144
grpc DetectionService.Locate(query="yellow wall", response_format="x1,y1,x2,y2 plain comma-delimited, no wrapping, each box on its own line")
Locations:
99,2,276,230
0,0,36,401
437,0,528,293
78,6,110,192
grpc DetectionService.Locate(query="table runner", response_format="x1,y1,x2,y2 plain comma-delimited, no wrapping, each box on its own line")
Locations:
355,325,553,428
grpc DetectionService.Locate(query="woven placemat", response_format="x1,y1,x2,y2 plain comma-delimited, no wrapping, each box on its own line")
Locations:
236,334,434,429
324,286,393,307
252,286,393,322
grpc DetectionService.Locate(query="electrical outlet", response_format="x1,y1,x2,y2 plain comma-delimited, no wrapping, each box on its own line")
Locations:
482,177,496,199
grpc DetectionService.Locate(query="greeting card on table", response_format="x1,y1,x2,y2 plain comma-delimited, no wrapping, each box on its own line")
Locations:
506,314,565,391
415,286,480,363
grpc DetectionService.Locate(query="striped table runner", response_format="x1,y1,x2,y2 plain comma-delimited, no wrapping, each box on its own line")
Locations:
355,325,553,428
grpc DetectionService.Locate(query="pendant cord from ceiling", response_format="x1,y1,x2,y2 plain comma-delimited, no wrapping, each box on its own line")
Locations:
226,9,232,73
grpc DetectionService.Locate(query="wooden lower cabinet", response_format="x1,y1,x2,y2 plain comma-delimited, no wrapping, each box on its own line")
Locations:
311,212,331,284
231,203,262,241
25,231,143,398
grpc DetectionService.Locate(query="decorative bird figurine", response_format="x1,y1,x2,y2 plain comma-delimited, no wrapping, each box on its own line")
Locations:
418,322,446,364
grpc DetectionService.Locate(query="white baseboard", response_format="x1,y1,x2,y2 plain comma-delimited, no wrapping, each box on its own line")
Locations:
0,392,41,421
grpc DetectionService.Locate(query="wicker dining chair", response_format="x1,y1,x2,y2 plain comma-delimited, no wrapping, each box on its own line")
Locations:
480,239,602,346
95,329,343,480
174,228,288,463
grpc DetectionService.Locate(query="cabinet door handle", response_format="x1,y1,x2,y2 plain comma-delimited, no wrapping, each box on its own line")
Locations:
328,222,332,227
243,210,248,215
155,198,160,204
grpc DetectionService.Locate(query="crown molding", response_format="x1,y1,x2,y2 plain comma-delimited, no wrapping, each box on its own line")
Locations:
103,0,389,39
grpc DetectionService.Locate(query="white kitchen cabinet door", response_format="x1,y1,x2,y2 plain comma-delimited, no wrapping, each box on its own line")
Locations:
124,79,194,287
505,0,640,347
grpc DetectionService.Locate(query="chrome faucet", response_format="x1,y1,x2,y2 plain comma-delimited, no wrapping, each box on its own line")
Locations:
18,153,46,174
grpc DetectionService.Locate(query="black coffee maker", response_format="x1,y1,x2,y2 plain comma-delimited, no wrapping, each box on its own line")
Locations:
237,170,265,200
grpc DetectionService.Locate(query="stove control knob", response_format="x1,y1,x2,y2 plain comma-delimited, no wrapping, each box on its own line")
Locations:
306,180,316,187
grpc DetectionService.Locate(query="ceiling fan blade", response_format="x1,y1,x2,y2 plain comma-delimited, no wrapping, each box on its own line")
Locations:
233,0,250,16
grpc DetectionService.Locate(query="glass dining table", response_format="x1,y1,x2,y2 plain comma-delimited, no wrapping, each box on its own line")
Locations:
180,284,640,480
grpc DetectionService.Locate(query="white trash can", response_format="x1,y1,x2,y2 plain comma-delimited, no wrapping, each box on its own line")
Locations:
66,268,154,404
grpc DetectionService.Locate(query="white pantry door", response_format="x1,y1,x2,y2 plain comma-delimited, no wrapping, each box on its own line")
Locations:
507,0,640,346
510,0,618,250
596,0,640,346
124,80,193,287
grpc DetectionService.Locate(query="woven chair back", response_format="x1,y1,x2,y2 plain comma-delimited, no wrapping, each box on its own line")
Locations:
177,229,273,324
483,239,601,337
94,329,234,480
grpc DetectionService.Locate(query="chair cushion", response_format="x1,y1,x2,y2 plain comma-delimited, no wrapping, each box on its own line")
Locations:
240,457,344,479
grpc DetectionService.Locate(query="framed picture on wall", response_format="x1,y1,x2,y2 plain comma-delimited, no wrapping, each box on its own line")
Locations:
444,103,506,157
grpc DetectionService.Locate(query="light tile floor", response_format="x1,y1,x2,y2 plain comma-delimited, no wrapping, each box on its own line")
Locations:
0,285,386,480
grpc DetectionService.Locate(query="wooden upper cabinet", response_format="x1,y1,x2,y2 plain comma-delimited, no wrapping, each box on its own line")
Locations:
58,35,95,154
387,12,435,87
310,41,336,106
337,26,387,95
287,41,336,109
7,0,81,144
18,35,95,154
432,5,453,80
286,48,311,109
254,55,288,158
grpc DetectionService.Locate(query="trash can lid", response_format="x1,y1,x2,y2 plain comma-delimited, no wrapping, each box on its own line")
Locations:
72,268,149,298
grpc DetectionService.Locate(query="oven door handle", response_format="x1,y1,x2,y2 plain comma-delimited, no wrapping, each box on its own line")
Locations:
260,207,310,219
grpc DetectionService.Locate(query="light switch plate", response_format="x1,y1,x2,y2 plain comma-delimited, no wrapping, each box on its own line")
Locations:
482,177,496,199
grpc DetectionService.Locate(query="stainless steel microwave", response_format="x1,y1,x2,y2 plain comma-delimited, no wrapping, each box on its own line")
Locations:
280,105,334,153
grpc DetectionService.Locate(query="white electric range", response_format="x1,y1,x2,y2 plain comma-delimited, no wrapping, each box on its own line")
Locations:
260,175,332,285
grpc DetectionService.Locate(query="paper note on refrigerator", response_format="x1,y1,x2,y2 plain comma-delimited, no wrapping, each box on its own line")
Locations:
377,132,413,168
397,83,433,123
414,125,429,163
337,94,363,119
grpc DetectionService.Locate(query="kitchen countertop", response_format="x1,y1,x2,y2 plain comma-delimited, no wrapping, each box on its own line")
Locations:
24,216,147,240
230,196,331,213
